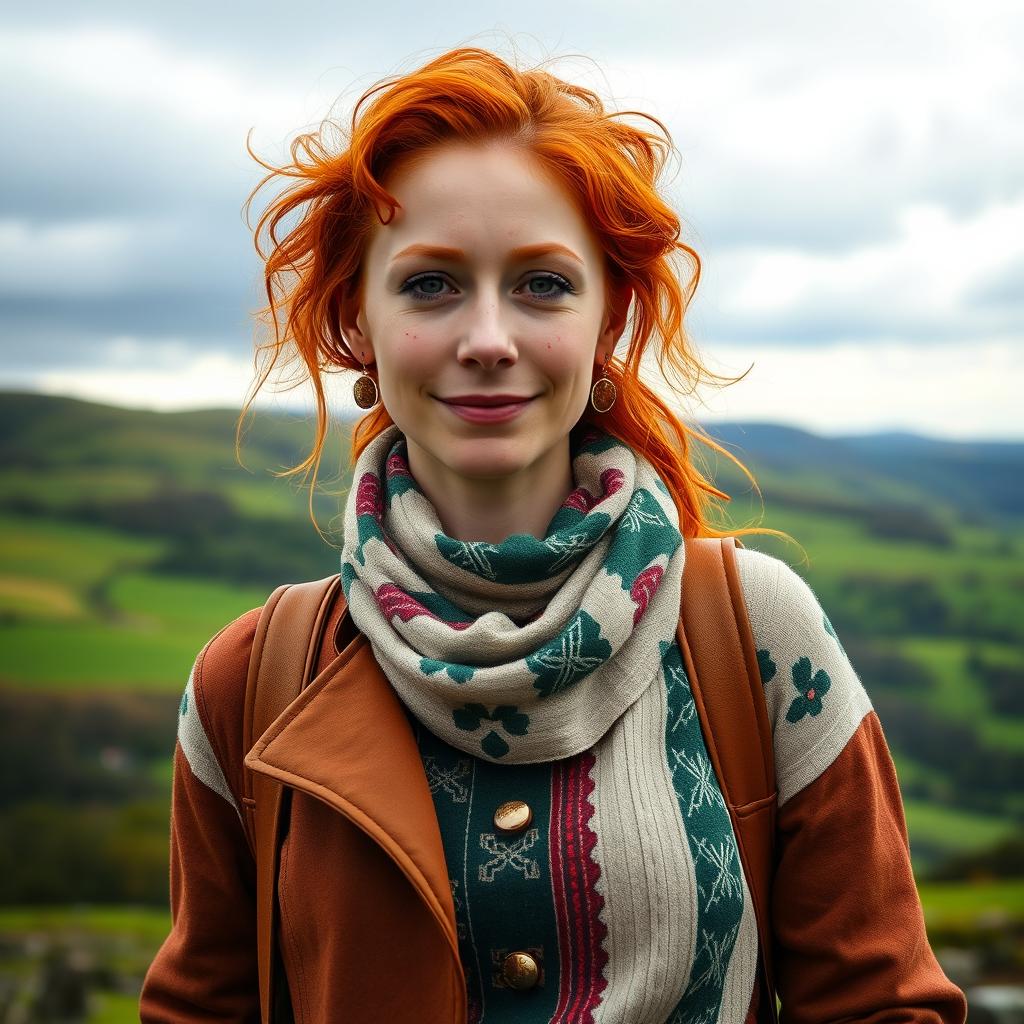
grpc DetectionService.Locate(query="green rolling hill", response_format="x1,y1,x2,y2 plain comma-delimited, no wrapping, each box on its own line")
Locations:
1,390,1022,897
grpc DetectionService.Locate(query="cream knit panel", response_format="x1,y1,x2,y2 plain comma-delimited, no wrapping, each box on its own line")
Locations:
587,655,760,1024
733,546,874,808
588,674,697,1023
175,659,243,824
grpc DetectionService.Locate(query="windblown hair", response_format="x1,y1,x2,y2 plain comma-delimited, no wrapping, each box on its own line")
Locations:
241,45,793,547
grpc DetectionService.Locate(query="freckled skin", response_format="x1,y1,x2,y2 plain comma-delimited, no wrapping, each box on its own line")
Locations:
340,140,631,542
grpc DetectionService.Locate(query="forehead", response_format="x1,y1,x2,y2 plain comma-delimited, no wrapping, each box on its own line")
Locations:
364,141,602,264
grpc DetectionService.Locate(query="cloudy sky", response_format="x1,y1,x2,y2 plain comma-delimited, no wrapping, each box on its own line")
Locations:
2,0,1021,440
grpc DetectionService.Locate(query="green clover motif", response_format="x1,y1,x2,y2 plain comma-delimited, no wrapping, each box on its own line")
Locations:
436,515,610,584
757,649,777,686
785,656,832,722
419,658,475,684
451,703,530,758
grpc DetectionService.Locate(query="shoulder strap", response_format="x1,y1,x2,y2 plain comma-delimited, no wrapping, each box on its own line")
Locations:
679,536,779,1024
242,574,345,1024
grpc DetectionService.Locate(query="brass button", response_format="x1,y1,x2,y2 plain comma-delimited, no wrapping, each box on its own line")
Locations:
494,800,532,833
501,951,539,990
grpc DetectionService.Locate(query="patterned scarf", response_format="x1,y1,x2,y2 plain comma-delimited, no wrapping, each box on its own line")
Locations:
339,422,685,764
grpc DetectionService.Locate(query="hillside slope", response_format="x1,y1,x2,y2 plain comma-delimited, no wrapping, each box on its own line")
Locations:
1,390,1022,881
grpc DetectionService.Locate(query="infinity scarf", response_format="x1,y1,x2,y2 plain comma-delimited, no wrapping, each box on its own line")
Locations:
339,422,685,764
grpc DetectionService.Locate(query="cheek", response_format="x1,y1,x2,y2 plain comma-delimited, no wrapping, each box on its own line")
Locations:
379,330,439,385
539,332,595,378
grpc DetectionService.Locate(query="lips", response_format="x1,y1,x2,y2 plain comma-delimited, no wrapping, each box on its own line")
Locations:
436,394,536,424
439,394,536,406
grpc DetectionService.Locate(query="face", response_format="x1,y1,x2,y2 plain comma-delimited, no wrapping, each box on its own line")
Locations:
340,140,629,486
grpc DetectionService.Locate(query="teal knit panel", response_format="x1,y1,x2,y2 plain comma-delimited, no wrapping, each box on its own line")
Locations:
412,714,561,1023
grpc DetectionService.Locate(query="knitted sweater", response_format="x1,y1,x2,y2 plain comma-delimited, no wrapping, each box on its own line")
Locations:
147,545,967,1024
401,545,868,1023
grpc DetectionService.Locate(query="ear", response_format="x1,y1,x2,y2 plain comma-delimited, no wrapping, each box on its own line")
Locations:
596,279,632,366
338,289,375,366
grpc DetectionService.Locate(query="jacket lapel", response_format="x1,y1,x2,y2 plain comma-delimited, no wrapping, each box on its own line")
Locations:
243,633,461,961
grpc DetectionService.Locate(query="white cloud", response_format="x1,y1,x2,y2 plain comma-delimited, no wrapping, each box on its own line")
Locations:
26,339,257,411
686,337,1023,440
9,334,364,417
697,197,1024,338
0,26,294,132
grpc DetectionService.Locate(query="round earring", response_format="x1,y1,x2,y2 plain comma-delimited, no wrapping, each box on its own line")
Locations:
589,354,617,413
352,355,379,410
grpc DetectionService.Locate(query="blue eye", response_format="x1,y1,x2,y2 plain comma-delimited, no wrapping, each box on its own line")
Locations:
400,274,449,301
400,272,574,303
524,274,574,300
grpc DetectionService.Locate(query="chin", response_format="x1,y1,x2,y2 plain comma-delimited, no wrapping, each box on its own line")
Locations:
442,440,535,480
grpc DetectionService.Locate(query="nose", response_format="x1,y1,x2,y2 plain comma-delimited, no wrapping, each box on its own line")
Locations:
455,297,518,369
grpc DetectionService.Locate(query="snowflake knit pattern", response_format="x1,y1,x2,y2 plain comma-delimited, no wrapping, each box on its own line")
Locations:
339,422,685,764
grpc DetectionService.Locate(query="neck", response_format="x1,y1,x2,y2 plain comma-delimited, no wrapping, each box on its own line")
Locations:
405,436,573,544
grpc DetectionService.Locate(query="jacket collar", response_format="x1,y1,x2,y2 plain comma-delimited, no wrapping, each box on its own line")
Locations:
243,630,461,962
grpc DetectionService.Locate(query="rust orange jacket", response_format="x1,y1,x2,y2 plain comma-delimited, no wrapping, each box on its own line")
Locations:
139,594,968,1024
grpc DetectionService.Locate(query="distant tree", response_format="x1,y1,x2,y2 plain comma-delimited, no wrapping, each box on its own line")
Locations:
0,690,175,806
0,800,168,904
69,487,238,538
154,516,340,588
964,649,1024,717
923,830,1024,882
873,692,1024,815
838,637,936,693
863,504,953,547
835,574,953,635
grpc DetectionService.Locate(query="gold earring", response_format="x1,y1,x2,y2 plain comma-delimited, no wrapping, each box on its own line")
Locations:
353,354,379,410
589,354,617,413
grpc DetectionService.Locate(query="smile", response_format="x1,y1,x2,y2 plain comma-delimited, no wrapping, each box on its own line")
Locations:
436,396,536,423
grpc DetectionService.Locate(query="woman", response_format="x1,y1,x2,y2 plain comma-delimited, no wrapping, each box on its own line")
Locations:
140,46,968,1024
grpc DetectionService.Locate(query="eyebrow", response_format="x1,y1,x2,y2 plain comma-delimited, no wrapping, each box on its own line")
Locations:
389,242,585,267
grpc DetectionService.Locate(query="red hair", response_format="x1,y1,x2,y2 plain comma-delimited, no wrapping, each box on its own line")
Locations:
241,46,794,548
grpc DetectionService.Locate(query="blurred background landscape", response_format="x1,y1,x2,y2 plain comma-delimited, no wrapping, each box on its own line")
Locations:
0,389,1021,1019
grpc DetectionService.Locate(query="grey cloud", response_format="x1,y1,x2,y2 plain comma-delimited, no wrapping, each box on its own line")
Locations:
705,306,1001,347
10,0,987,72
1,1,1021,383
965,256,1024,312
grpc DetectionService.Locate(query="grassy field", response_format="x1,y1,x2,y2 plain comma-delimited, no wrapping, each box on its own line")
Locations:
901,636,1024,750
0,906,171,947
1,394,1021,915
2,879,1020,1020
742,506,1019,585
917,878,1024,927
2,621,214,689
0,515,163,593
904,801,1020,856
0,518,279,688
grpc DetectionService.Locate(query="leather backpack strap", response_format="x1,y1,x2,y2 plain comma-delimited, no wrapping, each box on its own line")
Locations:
679,536,779,1024
242,574,345,1024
